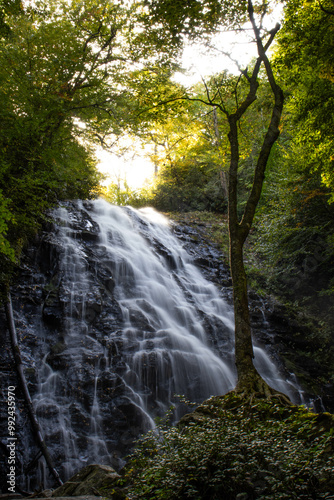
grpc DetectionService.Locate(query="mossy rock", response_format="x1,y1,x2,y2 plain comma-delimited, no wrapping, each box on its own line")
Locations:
51,464,126,499
50,342,66,355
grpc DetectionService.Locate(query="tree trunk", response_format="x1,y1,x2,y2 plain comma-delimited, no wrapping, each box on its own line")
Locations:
227,65,284,395
227,116,261,391
228,153,264,392
229,233,260,389
5,291,63,487
229,234,280,397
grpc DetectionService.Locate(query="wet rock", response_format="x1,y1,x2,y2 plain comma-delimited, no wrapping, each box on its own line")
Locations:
43,497,104,500
69,403,91,430
50,341,66,355
1,200,332,496
0,495,23,500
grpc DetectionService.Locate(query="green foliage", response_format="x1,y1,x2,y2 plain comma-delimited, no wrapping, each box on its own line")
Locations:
124,394,334,499
131,72,276,214
143,0,249,43
0,0,126,279
0,0,173,285
103,181,154,208
0,190,15,262
227,0,334,321
274,0,334,199
0,0,192,284
0,0,22,38
151,159,226,212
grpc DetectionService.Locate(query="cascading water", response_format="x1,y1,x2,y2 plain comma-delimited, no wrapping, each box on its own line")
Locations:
93,202,236,407
11,199,304,489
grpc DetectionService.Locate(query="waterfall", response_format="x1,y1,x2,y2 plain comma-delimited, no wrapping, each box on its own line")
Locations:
92,202,236,403
13,199,304,488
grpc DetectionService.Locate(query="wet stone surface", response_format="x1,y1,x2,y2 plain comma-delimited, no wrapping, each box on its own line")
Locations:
0,201,332,495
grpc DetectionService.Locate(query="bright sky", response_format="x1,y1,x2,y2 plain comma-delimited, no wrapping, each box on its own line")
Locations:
175,35,255,86
97,142,154,190
96,38,250,189
97,5,283,190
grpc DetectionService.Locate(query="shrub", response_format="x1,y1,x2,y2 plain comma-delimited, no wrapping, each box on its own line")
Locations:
124,393,334,499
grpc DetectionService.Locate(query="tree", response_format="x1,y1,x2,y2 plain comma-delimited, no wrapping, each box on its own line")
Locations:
136,105,227,212
144,0,285,395
0,0,22,38
274,0,334,198
0,0,129,278
248,0,334,319
133,74,276,214
0,0,179,289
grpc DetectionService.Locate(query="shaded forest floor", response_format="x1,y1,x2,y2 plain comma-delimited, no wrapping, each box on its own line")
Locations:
122,392,334,499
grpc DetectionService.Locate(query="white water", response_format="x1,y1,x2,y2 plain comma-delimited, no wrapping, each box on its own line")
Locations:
31,199,304,484
92,200,236,406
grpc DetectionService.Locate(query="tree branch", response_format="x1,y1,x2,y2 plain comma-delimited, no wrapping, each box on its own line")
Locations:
238,0,284,237
318,1,334,15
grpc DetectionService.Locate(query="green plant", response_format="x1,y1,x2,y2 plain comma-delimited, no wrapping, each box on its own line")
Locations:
124,394,334,499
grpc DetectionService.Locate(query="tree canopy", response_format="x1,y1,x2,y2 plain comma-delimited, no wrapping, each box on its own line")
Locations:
0,0,179,286
274,0,334,198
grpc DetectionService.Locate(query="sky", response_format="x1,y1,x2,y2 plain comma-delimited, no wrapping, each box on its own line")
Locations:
96,33,249,191
96,4,283,190
96,142,154,190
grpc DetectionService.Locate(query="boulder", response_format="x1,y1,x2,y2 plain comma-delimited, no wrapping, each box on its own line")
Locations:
51,464,125,498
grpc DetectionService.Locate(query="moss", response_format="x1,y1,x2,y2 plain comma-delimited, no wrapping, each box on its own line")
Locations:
52,464,125,499
50,342,66,355
124,393,334,499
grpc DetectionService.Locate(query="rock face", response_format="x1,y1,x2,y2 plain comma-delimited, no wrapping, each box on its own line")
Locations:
0,201,235,492
0,200,332,494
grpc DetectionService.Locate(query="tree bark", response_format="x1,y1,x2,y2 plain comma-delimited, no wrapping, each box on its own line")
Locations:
228,117,263,392
229,231,259,387
213,107,228,198
5,291,63,487
228,90,284,393
226,0,285,395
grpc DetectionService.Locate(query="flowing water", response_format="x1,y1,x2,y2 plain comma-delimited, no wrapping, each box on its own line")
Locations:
19,199,303,486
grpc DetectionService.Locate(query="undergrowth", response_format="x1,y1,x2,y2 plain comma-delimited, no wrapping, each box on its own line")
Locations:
122,393,334,500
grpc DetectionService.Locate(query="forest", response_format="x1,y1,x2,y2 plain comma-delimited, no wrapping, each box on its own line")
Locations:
1,0,333,324
0,0,333,498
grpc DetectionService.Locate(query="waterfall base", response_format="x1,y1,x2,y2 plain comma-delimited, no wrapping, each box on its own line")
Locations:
0,200,325,493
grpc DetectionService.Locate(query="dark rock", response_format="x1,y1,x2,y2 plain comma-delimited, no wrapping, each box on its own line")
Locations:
0,496,23,500
1,201,332,496
40,497,103,500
